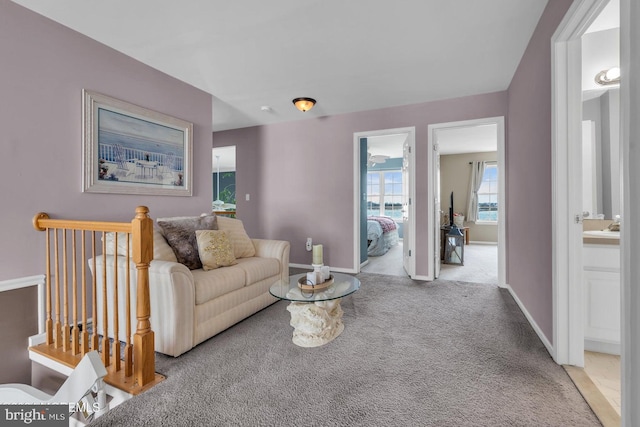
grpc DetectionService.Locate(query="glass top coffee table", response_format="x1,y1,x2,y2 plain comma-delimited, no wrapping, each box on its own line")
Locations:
269,272,360,347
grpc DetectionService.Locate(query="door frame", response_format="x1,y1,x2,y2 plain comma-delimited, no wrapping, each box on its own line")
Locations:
553,0,640,423
427,117,506,285
550,0,610,367
353,127,416,277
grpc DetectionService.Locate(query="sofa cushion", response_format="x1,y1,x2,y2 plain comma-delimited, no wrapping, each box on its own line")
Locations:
195,230,237,271
192,266,246,305
153,228,179,262
103,229,178,263
216,216,256,259
157,214,218,270
235,257,280,285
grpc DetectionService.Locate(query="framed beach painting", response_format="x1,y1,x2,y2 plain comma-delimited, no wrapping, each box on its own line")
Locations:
82,89,193,196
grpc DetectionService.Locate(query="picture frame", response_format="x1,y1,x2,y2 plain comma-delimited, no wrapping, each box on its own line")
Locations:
82,89,193,196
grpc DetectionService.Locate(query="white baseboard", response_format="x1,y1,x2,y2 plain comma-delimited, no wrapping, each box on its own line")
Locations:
505,283,554,357
584,339,620,356
0,274,45,292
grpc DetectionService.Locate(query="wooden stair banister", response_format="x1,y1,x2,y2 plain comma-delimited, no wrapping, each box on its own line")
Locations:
31,206,163,395
131,206,155,387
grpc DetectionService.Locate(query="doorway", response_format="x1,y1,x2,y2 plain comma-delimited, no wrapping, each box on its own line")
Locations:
428,117,506,285
212,146,236,213
552,0,623,420
353,127,416,278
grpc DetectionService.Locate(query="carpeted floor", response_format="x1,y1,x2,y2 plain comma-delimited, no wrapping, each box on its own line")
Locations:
90,273,599,426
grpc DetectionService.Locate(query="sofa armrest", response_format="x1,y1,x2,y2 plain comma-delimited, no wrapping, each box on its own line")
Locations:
90,255,196,357
147,260,195,357
251,239,290,280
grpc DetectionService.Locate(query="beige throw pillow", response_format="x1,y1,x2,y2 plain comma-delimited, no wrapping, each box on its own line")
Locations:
157,214,218,270
195,230,237,271
216,216,256,258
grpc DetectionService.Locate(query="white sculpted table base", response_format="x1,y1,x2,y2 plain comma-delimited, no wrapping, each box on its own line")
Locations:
286,298,345,347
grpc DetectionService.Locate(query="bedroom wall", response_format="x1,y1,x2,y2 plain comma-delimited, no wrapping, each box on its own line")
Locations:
0,1,214,283
506,0,573,343
440,152,498,243
213,91,508,276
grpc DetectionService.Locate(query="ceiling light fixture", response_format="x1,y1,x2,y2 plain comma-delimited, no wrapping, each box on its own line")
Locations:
292,97,316,112
595,67,621,86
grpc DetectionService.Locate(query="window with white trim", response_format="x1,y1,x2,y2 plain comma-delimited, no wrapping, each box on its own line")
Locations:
366,171,403,220
477,163,498,222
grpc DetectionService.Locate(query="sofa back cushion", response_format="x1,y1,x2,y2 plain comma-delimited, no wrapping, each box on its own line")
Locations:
157,214,218,269
216,216,256,259
103,229,178,263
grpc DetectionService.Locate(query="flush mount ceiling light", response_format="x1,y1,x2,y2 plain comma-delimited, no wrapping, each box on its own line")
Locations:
292,97,316,112
595,67,621,86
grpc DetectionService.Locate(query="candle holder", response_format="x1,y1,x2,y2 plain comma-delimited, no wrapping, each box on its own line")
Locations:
298,273,334,291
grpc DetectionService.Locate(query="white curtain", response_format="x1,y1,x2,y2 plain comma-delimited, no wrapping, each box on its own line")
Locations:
467,161,486,222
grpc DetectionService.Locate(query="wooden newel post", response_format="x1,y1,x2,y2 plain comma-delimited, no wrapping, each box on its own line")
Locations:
131,206,155,386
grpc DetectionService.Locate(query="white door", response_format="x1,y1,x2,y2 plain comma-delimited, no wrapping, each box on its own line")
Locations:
433,140,441,278
402,138,412,276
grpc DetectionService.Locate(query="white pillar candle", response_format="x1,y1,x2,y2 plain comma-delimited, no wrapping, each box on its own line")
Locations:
312,244,323,265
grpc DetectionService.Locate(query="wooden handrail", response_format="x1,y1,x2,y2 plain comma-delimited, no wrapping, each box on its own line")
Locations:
31,206,160,394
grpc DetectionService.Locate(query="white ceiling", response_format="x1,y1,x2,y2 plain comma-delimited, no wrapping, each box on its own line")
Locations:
12,0,548,132
586,0,619,34
437,124,497,155
212,146,236,173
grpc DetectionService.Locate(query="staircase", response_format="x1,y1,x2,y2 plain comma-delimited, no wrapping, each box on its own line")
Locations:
30,206,163,398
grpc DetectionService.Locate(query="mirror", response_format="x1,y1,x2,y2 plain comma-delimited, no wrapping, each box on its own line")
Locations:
582,89,620,220
581,21,620,220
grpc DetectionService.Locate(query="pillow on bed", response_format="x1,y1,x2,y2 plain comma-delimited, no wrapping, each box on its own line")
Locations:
195,229,237,271
157,214,218,269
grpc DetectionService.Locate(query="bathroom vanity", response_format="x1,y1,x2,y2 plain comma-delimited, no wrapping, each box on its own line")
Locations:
583,221,620,355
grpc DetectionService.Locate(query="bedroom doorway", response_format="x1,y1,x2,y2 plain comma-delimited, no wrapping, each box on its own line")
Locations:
353,127,415,278
428,117,506,285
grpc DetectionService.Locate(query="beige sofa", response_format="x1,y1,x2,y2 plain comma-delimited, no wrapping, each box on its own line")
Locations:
92,216,290,357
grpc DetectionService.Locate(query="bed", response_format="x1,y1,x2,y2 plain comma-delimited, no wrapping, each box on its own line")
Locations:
367,216,399,256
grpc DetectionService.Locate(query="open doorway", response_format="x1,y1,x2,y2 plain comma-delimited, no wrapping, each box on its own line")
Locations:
353,127,416,278
212,146,236,214
428,117,506,285
562,0,622,419
437,125,499,284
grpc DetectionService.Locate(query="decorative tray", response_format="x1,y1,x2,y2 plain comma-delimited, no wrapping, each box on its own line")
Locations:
297,275,334,291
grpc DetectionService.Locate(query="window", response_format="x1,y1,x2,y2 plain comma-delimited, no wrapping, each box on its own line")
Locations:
477,163,498,222
367,171,403,220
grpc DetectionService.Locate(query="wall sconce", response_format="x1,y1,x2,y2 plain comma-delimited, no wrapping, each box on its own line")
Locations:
595,67,621,86
292,97,316,112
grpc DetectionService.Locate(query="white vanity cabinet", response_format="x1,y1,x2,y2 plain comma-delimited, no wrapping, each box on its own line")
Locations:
583,243,621,355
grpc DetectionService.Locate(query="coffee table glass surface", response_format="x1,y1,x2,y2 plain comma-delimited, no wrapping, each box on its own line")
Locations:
269,272,360,302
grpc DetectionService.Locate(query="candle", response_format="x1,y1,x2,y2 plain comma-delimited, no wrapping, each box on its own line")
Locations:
312,244,323,265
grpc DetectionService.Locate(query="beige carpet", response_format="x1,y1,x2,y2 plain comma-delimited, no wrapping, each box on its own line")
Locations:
362,241,499,284
90,273,599,427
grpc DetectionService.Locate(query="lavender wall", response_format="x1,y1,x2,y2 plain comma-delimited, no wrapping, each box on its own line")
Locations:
214,92,507,276
0,1,213,281
506,0,573,343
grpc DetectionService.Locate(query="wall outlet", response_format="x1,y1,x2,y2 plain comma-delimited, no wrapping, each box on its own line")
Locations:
306,238,312,251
